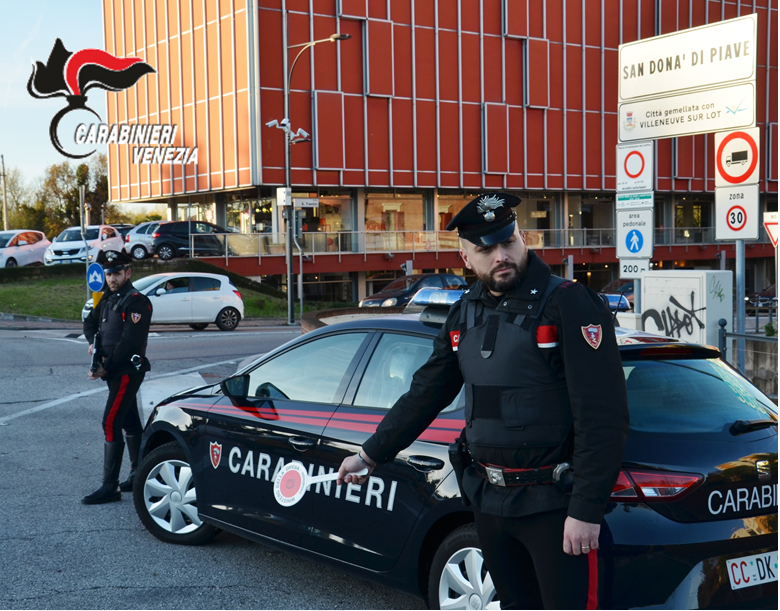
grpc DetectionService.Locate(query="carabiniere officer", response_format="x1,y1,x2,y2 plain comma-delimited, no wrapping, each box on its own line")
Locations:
338,192,629,609
82,249,152,505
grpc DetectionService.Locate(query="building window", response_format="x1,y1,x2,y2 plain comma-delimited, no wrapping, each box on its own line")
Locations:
675,196,713,243
365,192,425,251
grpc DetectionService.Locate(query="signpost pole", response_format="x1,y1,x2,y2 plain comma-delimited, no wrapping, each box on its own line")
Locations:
736,239,746,373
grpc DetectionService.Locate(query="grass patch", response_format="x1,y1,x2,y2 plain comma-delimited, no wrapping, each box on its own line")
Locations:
0,277,88,320
0,272,356,320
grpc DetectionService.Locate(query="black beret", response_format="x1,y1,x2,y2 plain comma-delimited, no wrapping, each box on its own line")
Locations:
445,192,522,246
96,249,133,273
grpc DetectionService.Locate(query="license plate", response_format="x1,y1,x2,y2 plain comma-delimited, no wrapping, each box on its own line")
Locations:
727,551,778,590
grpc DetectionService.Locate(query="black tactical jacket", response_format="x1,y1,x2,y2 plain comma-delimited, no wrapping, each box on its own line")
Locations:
362,250,629,524
83,280,152,379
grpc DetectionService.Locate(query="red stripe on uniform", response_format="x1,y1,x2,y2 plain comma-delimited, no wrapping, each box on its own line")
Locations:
105,375,130,442
587,549,599,610
536,324,558,345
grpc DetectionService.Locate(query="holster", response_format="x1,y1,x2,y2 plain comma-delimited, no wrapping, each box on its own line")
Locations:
448,428,472,507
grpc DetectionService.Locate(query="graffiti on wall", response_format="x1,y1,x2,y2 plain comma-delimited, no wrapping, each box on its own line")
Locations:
642,291,707,339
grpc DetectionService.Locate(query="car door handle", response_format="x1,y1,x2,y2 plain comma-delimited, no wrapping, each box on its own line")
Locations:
289,437,317,451
406,456,445,472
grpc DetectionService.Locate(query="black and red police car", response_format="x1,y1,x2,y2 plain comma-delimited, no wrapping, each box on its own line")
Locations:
132,289,778,609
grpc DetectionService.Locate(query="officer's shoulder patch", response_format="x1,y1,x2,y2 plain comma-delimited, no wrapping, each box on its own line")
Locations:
131,312,142,324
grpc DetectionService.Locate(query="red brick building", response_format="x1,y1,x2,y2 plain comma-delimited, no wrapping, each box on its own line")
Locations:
103,0,777,301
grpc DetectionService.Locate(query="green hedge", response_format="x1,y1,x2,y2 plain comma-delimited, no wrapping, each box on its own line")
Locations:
0,259,287,299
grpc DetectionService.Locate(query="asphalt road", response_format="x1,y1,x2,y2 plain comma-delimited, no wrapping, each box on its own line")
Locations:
0,326,425,610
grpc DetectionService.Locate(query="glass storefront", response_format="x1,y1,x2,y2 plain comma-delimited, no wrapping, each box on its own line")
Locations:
176,196,216,224
566,193,614,247
674,195,713,243
365,192,425,251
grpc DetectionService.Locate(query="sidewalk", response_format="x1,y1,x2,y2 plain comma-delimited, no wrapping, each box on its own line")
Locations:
0,312,294,332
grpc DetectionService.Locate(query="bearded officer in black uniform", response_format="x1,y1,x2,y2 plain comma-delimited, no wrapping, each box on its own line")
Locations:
338,193,629,609
82,249,152,504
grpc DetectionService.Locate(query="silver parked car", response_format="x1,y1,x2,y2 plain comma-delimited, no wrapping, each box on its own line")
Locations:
0,230,51,267
124,220,169,260
44,225,125,266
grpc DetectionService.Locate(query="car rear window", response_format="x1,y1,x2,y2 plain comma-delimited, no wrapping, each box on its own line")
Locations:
624,358,777,433
192,277,220,292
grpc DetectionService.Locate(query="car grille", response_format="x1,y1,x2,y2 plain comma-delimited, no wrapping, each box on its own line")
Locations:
53,249,81,256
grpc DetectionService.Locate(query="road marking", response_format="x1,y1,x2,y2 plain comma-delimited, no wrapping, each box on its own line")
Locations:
0,358,237,425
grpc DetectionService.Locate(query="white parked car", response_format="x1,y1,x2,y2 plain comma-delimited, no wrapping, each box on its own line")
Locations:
82,272,245,331
124,220,169,260
0,230,51,267
44,225,125,266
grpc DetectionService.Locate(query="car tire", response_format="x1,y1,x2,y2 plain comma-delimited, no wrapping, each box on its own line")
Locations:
428,524,500,610
5,258,17,267
133,442,220,546
215,307,240,331
131,245,147,260
189,323,208,331
156,244,175,261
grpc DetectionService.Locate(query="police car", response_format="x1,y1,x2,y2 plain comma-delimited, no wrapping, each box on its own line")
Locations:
132,289,778,609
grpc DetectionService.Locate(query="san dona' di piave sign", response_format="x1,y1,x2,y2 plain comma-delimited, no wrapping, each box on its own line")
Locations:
618,14,757,142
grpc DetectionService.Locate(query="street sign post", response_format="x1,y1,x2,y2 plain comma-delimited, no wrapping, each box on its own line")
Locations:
617,209,654,259
619,258,651,279
715,185,759,240
763,211,778,247
616,142,654,191
714,127,761,187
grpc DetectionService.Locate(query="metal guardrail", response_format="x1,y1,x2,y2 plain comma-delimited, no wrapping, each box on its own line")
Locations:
718,318,778,376
188,225,772,260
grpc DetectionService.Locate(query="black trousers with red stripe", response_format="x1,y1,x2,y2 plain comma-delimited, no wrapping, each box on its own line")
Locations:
102,373,145,443
473,507,598,610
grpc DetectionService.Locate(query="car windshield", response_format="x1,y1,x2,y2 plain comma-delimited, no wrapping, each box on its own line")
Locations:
0,232,15,248
624,358,777,433
382,277,416,292
133,275,166,292
57,228,98,242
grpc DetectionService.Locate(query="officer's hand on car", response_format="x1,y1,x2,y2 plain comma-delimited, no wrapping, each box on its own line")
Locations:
337,451,375,486
562,516,600,556
88,365,106,380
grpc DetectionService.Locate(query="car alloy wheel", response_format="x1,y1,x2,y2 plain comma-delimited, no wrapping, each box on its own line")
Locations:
131,245,147,260
215,307,240,331
133,442,219,545
156,244,175,261
428,524,500,610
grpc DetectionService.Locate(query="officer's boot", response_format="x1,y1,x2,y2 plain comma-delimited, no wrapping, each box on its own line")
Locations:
119,434,141,492
81,441,124,505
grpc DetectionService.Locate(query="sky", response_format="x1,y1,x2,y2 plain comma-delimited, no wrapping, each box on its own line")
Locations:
0,1,110,193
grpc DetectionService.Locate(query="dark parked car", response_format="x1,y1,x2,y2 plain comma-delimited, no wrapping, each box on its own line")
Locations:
111,223,135,239
151,221,228,260
132,290,777,610
359,273,467,307
599,293,633,312
601,279,634,304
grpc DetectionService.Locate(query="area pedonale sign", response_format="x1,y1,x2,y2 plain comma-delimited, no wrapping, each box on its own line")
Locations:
618,14,757,142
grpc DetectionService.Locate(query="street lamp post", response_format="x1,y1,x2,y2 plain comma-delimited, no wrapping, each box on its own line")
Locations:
267,14,350,325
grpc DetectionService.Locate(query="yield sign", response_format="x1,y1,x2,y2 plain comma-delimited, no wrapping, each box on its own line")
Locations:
764,211,778,247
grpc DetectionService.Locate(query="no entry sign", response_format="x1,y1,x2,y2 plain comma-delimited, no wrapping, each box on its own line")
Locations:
715,127,760,187
616,142,654,191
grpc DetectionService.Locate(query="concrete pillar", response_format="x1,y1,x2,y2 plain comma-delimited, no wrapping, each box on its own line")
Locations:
356,271,367,302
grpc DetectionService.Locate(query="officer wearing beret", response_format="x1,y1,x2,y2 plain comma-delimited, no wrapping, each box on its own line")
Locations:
339,193,629,609
82,249,152,504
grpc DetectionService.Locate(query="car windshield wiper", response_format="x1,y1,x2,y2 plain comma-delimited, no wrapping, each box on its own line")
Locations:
729,419,777,436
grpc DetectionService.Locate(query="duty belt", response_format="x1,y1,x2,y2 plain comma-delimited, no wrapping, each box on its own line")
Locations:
475,462,570,487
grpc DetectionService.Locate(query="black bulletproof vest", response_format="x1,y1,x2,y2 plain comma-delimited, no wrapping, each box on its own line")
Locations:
100,289,146,359
457,276,571,463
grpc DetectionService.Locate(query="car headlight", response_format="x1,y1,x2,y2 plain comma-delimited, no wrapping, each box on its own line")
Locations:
381,297,398,307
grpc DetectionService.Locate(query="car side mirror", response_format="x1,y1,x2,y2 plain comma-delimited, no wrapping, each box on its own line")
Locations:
220,375,249,404
156,288,167,296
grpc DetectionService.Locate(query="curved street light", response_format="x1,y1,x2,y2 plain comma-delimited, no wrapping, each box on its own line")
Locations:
268,24,351,325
